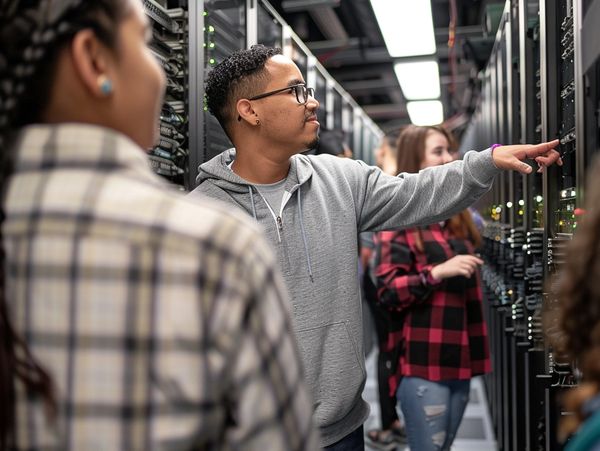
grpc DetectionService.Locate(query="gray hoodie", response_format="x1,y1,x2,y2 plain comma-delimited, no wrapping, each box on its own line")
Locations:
189,148,499,446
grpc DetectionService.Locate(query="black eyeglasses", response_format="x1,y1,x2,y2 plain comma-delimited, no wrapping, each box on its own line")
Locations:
237,83,315,121
249,83,315,103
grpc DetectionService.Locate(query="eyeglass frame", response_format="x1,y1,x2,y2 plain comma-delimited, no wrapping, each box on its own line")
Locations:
237,83,315,121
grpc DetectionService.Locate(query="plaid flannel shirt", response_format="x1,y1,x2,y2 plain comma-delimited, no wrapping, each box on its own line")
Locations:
4,124,319,450
374,224,491,396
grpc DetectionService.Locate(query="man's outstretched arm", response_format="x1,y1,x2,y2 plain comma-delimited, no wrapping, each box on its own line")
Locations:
492,139,561,173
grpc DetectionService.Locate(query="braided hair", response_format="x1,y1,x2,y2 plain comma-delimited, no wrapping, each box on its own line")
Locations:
0,1,128,448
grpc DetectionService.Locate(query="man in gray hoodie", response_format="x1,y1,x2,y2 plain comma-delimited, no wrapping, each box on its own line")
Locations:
188,45,560,450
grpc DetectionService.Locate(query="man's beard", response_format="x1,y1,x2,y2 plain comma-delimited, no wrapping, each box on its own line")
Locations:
299,132,319,155
306,135,319,151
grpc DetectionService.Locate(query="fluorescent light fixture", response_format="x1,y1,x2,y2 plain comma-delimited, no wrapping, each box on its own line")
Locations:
370,0,436,57
407,100,444,125
394,61,440,100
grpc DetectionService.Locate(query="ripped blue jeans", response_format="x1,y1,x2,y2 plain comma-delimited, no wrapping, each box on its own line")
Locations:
397,376,471,451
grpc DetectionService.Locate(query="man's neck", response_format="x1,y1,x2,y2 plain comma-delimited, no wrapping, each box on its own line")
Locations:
231,147,291,184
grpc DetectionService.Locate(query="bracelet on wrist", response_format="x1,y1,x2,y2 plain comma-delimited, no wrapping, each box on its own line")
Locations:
420,269,442,286
427,270,442,285
490,143,503,154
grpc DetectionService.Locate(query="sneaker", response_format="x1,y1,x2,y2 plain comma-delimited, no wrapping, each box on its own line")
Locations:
392,425,408,444
366,429,398,451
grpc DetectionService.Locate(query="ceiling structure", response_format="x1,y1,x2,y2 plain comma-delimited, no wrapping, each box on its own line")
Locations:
266,0,503,134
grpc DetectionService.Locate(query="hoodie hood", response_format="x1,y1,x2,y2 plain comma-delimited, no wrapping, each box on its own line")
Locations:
196,148,316,282
196,148,314,194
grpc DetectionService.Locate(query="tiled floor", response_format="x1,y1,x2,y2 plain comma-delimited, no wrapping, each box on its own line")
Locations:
363,349,498,450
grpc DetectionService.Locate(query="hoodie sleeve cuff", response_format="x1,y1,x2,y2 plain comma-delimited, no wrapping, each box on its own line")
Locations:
463,148,501,186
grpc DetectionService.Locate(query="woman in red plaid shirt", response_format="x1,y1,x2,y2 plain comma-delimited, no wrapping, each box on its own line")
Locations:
374,125,492,451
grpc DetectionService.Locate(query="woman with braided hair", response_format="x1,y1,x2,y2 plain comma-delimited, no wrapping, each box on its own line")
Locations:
0,1,318,450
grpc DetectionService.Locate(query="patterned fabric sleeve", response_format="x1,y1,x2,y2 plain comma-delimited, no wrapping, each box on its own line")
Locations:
224,242,319,450
374,229,442,312
6,124,320,451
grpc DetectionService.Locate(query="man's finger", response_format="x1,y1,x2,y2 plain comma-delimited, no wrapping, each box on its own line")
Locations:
535,152,561,166
515,160,533,174
525,139,560,157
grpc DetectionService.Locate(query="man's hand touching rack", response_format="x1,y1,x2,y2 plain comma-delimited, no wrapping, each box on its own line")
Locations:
491,139,562,174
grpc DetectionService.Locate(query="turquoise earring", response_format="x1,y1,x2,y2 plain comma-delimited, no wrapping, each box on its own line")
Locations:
98,75,113,96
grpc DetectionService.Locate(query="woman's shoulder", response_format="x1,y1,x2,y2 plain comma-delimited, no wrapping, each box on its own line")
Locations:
566,399,600,451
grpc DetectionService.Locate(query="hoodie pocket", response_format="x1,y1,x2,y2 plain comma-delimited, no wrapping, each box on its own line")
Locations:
296,321,366,427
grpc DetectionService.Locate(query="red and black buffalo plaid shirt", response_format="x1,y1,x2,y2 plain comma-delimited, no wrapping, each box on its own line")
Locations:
374,223,491,396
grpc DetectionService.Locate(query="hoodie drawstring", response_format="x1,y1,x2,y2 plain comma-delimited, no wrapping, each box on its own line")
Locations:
297,188,314,283
248,186,258,220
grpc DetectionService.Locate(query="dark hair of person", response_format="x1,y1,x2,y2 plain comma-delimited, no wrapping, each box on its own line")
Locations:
205,44,282,137
0,1,129,448
395,124,481,251
547,156,600,440
315,128,345,156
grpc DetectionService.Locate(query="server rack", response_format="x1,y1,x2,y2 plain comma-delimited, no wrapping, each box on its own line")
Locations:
200,1,245,166
145,0,189,189
461,0,600,449
145,1,382,190
188,0,382,188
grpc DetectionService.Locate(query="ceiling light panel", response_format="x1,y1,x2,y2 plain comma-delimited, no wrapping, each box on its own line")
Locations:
370,0,436,57
394,60,441,100
407,100,444,125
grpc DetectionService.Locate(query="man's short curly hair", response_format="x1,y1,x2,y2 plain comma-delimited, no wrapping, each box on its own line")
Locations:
206,44,282,133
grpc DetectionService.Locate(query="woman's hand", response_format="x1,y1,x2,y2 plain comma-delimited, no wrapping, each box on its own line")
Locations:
430,254,483,280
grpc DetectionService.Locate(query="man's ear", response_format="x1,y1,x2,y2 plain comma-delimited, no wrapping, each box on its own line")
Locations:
236,98,259,125
69,29,115,98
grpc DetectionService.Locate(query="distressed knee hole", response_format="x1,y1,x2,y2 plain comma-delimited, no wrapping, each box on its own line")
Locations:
431,430,446,447
423,404,447,418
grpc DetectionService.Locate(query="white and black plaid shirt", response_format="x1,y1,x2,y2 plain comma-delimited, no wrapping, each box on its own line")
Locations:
4,124,319,450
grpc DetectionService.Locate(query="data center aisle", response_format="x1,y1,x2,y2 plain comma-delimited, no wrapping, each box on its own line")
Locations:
363,349,498,450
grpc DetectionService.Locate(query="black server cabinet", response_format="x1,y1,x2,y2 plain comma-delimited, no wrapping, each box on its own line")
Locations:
143,0,245,190
145,0,190,190
581,0,600,172
201,1,245,165
540,1,580,449
458,0,600,449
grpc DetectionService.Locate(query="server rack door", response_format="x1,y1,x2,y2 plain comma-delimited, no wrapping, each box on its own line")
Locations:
200,0,245,167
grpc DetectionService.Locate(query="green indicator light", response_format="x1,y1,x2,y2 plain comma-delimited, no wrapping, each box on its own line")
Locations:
208,25,215,32
209,58,216,64
209,42,215,48
203,11,208,16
